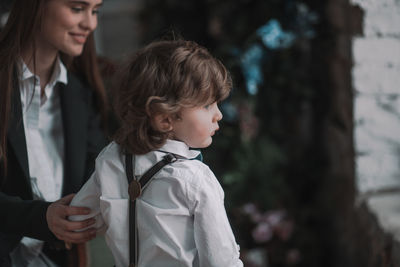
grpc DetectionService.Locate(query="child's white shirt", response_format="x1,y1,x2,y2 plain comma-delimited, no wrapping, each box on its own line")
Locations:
70,139,243,267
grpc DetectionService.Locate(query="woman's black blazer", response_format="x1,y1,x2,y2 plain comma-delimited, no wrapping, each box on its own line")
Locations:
0,73,108,263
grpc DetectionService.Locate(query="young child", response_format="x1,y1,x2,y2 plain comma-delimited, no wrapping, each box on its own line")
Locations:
70,40,243,267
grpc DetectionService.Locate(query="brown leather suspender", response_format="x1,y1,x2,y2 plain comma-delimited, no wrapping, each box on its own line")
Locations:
124,153,183,267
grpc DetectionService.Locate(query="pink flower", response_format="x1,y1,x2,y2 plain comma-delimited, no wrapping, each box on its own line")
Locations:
286,249,301,265
252,222,273,243
242,203,258,215
238,103,260,140
262,210,286,226
275,220,294,241
242,203,262,223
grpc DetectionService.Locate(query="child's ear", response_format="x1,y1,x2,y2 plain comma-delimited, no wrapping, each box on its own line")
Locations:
152,114,173,132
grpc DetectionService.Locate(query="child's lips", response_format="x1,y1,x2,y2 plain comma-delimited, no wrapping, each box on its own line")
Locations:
211,128,219,136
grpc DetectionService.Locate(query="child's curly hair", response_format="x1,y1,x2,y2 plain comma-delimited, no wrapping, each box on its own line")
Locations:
113,40,232,154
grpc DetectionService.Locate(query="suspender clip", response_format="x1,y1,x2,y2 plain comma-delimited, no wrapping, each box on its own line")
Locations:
163,153,177,163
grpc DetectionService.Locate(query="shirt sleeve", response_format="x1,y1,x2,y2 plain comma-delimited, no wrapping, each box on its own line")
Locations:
191,167,243,267
69,170,106,233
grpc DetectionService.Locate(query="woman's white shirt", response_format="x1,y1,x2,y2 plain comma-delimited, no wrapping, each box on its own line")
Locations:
70,140,243,267
19,57,67,201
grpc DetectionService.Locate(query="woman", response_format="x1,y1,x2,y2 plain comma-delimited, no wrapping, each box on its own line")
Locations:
0,0,109,266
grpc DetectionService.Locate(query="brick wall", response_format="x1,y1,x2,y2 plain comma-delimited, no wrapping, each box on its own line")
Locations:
352,0,400,193
351,0,400,266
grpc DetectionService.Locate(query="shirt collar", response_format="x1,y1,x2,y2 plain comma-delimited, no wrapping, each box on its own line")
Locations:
19,56,68,86
158,139,201,160
19,60,34,81
49,56,68,87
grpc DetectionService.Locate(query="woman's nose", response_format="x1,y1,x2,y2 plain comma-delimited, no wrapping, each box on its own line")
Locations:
81,13,98,32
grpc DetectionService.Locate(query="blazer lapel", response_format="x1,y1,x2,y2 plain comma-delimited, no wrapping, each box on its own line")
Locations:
7,83,30,185
60,74,88,195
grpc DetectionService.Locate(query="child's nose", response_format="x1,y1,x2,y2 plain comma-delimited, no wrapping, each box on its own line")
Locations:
213,106,223,122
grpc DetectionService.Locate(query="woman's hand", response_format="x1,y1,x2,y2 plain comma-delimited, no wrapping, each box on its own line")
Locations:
46,194,97,245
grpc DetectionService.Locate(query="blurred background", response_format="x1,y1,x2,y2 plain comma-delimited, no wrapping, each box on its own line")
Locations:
1,0,400,266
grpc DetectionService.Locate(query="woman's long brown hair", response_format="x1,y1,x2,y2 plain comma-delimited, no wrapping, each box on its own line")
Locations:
0,0,108,172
